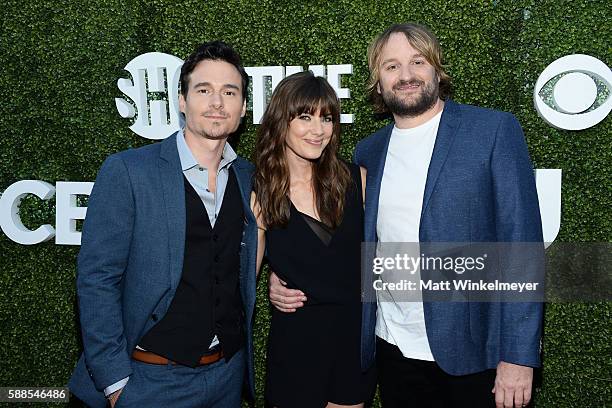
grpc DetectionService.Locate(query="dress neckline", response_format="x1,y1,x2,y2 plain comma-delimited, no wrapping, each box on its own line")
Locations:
289,201,336,247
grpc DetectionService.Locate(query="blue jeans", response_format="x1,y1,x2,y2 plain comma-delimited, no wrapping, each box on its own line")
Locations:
115,348,245,408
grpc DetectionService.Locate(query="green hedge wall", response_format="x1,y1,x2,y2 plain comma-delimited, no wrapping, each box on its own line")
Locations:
0,0,609,406
513,1,611,406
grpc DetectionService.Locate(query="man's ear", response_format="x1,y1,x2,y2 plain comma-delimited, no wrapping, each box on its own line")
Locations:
376,82,381,94
241,98,247,117
179,93,186,114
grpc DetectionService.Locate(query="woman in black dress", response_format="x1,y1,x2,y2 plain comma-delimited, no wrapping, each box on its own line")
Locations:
251,71,375,408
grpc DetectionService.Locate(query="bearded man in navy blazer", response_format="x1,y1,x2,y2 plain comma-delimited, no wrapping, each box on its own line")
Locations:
270,23,544,408
69,41,258,408
356,23,543,408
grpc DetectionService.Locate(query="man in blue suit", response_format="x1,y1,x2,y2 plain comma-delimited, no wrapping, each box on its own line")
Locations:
69,41,258,408
270,23,543,408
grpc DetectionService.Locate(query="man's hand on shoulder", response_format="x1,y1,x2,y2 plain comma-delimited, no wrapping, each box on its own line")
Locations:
493,361,533,408
269,271,306,312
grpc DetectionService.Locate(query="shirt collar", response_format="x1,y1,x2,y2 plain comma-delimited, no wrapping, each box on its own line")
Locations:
176,128,237,171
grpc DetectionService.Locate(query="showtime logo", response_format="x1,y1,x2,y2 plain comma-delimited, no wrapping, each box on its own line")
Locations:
114,53,184,140
114,52,354,140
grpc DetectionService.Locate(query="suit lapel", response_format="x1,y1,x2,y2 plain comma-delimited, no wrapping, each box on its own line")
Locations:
420,100,461,225
159,133,186,290
228,157,256,309
231,158,256,224
364,124,393,242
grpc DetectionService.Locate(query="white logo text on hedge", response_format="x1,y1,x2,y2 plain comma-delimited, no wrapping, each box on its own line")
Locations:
115,53,354,140
115,52,184,140
0,54,562,245
0,181,92,245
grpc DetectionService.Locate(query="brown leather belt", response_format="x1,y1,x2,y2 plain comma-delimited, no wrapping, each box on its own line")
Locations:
132,348,224,366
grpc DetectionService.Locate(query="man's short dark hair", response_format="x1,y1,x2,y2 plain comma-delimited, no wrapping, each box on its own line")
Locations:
180,41,249,101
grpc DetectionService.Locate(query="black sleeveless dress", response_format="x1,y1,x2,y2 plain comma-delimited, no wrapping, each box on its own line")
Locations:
265,164,376,407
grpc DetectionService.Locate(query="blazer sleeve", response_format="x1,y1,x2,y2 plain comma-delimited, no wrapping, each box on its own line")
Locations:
76,154,134,390
491,113,544,368
353,140,364,166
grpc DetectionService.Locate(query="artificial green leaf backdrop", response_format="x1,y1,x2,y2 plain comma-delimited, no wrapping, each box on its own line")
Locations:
0,1,609,406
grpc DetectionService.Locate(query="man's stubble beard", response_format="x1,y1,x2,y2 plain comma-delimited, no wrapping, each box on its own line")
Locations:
201,122,231,140
193,113,239,141
382,76,439,118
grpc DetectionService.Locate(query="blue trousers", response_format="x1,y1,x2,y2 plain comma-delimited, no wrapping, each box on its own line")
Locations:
114,349,245,408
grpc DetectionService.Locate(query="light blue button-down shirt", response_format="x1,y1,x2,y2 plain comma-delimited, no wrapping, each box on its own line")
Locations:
176,128,238,227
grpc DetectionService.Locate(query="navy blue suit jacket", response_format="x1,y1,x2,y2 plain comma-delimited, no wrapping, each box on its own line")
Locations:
354,100,544,375
68,133,258,407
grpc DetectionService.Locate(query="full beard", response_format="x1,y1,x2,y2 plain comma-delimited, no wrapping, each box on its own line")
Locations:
382,78,439,118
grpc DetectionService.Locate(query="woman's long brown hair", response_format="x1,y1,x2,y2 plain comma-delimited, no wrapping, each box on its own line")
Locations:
253,71,351,229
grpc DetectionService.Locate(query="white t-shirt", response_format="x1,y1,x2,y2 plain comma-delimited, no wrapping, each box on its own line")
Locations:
375,111,442,361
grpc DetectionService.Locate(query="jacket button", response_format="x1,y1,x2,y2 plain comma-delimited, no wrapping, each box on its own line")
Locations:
151,314,158,322
214,254,220,262
215,276,220,284
212,234,218,242
215,298,221,306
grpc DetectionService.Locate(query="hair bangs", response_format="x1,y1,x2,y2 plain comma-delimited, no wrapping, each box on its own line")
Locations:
288,76,340,121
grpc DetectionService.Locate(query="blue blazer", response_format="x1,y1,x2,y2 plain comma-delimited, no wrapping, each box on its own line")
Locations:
68,133,258,408
354,100,544,375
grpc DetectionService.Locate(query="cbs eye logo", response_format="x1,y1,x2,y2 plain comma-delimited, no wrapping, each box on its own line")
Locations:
534,54,611,130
